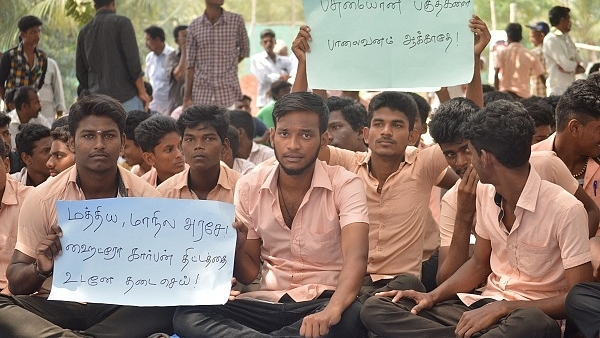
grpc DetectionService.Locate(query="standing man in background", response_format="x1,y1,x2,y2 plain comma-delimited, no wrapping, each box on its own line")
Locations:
144,25,174,115
166,25,188,115
0,16,47,101
526,22,549,97
39,57,66,123
76,0,150,112
184,0,249,109
543,6,585,96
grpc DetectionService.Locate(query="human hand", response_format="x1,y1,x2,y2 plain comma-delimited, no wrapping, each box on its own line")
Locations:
375,289,436,314
183,97,193,110
455,301,507,338
469,15,491,57
35,225,62,275
138,92,151,112
292,26,312,63
228,277,241,301
299,307,341,338
232,220,248,251
456,165,478,225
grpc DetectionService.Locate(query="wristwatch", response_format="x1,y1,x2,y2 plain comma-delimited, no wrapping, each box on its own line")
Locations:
32,261,53,279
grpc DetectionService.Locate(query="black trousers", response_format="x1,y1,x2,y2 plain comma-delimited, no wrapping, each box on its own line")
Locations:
566,282,600,338
0,294,175,338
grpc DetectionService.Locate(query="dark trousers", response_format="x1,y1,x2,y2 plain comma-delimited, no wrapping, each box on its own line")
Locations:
173,297,366,338
421,250,439,292
0,294,175,338
360,295,560,338
566,282,600,338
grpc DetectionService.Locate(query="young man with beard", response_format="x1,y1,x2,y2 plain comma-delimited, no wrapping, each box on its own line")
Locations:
0,94,175,337
173,92,370,338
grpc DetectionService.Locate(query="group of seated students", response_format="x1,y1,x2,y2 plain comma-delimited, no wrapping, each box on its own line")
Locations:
1,14,600,338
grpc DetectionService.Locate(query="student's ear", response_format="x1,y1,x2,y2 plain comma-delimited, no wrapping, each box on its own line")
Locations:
408,128,419,146
363,127,370,145
237,127,246,140
21,152,32,167
269,127,275,146
120,133,126,151
480,149,492,168
3,157,9,172
221,138,231,156
142,152,156,167
320,131,329,149
357,127,365,141
68,136,75,153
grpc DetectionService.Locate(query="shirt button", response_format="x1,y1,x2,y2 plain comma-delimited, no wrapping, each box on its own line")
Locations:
381,224,385,229
377,246,383,251
508,245,513,249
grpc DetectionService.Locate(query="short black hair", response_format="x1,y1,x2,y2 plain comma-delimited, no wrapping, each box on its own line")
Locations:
15,123,51,159
18,16,42,32
0,138,6,159
93,0,114,9
482,84,496,93
505,23,523,42
556,79,600,132
173,25,188,40
271,80,292,101
368,92,417,130
144,25,166,42
549,6,570,27
483,91,514,106
135,115,179,153
405,92,431,125
462,100,535,168
229,110,256,140
226,125,240,157
260,28,276,39
521,97,554,128
0,114,10,128
13,86,37,111
51,115,69,131
4,88,17,107
326,96,368,132
177,105,230,143
124,110,151,145
69,94,127,136
144,81,153,97
589,63,600,75
273,92,329,134
429,98,479,145
51,126,70,143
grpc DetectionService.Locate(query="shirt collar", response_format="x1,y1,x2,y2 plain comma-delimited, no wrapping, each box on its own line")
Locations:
550,26,565,37
260,160,334,196
493,167,541,214
178,163,234,191
1,175,19,206
359,146,416,167
201,9,226,25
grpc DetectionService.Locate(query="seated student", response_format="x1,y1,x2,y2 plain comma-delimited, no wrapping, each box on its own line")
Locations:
521,98,554,144
11,123,51,186
255,80,292,129
290,16,490,293
157,105,239,201
483,90,514,106
7,86,51,149
134,115,186,187
0,138,32,292
0,113,21,174
173,92,370,338
360,99,593,338
404,92,431,149
3,88,17,113
325,96,368,152
123,110,152,177
0,94,175,337
46,126,75,177
229,109,274,165
222,125,255,175
429,98,599,285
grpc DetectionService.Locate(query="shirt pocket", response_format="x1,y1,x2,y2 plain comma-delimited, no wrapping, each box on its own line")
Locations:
301,227,342,266
517,241,555,279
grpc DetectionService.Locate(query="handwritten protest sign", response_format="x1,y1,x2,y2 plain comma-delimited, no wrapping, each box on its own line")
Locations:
49,198,236,307
302,0,475,90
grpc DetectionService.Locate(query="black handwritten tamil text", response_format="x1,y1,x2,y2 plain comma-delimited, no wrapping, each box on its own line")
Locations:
64,243,123,261
413,0,471,17
126,210,176,238
181,247,227,271
123,275,193,294
63,272,115,286
328,36,394,51
67,206,117,232
127,247,174,266
184,218,229,242
403,31,457,52
320,0,403,18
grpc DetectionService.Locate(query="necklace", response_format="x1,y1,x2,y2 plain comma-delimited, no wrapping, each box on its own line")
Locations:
278,187,295,227
573,157,589,178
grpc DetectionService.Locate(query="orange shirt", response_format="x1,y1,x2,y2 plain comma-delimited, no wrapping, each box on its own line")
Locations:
440,151,579,247
157,162,240,203
0,176,32,289
15,165,158,296
140,167,158,187
497,42,545,98
235,160,369,302
328,145,448,280
476,168,590,301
